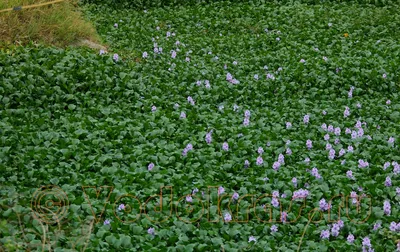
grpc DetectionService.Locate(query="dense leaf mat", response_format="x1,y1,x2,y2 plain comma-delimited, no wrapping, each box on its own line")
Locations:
1,1,400,251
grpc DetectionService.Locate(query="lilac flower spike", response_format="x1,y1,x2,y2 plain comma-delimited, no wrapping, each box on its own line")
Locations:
148,227,155,235
248,236,257,242
222,142,229,151
224,213,232,222
347,234,355,243
303,114,310,124
205,130,212,144
113,54,119,61
320,230,330,239
306,139,312,149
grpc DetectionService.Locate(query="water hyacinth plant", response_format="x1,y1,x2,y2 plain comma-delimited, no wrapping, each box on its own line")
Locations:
1,0,400,251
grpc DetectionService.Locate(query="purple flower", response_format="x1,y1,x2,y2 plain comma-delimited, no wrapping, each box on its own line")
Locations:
114,23,118,28
148,162,154,171
205,131,212,144
232,192,239,200
271,225,278,233
272,161,281,170
292,189,309,199
281,212,287,223
148,227,155,235
185,57,190,62
344,107,350,117
321,123,327,130
362,237,371,248
180,111,186,119
328,125,334,132
243,117,250,126
320,230,330,240
346,170,354,179
334,127,341,136
257,147,264,155
142,51,148,58
383,162,391,170
339,149,346,157
244,110,251,118
286,148,292,155
397,187,400,196
286,122,292,129
357,128,364,138
311,167,322,179
300,59,306,63
306,140,312,149
151,105,157,112
222,142,229,151
192,188,199,194
389,221,398,231
345,128,351,134
218,186,225,195
266,73,275,80
328,149,335,160
358,159,369,168
320,198,330,211
113,53,119,61
292,177,297,187
324,134,330,141
394,162,400,175
347,234,355,243
248,236,257,242
171,50,177,59
256,156,264,166
271,197,279,208
322,110,327,115
118,204,125,211
233,104,239,111
373,222,381,231
357,103,361,108
303,114,310,124
385,176,392,187
388,137,395,144
182,143,193,156
104,219,111,225
383,73,387,79
386,99,391,105
326,143,332,150
331,223,341,237
224,212,232,222
384,200,391,216
244,160,250,168
187,96,195,105
348,89,353,98
99,50,106,55
304,157,310,164
347,145,354,152
278,154,285,164
205,80,211,88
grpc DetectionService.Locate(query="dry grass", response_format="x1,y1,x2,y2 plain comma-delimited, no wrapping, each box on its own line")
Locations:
0,0,101,48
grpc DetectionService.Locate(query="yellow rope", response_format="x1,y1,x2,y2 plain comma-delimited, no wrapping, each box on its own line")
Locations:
0,0,66,13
